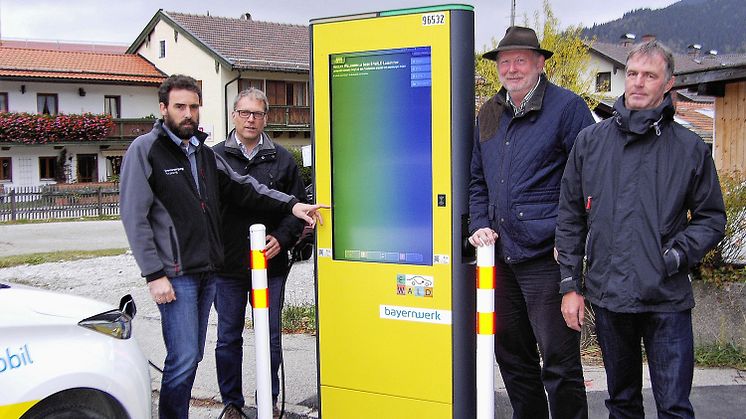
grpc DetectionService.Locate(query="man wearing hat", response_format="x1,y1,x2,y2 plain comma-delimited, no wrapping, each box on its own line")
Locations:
469,26,593,418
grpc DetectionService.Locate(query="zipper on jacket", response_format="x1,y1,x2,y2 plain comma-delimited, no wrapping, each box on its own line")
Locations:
169,227,180,275
585,196,592,211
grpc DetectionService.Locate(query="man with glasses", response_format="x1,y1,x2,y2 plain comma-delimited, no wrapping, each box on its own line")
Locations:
121,75,323,419
213,88,307,419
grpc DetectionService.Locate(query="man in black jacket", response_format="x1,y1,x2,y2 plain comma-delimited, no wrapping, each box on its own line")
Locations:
212,88,307,418
556,41,726,418
121,75,323,419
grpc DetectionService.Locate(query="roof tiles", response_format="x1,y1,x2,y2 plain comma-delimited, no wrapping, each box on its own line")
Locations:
0,47,166,85
166,12,309,72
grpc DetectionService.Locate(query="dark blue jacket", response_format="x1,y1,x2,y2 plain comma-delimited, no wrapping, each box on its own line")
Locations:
556,94,726,313
470,75,594,264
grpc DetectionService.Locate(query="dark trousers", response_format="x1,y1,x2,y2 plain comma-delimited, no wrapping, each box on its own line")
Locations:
158,273,216,419
214,273,287,407
593,305,695,419
494,254,588,419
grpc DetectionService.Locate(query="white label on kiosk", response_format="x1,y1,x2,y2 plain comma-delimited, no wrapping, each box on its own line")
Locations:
318,248,332,258
380,305,452,324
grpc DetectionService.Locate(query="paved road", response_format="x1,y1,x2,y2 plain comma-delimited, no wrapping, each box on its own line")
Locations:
0,220,129,256
2,221,745,418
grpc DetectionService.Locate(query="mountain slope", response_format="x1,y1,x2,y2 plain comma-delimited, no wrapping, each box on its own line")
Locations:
582,0,746,53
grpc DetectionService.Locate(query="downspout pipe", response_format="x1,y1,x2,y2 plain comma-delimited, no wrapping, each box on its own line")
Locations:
224,70,242,137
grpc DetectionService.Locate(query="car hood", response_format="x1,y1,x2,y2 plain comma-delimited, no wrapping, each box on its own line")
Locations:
0,284,114,326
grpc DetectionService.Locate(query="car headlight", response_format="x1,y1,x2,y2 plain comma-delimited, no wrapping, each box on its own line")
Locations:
78,310,133,339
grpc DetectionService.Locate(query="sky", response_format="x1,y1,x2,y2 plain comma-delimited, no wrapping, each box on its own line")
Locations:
0,0,679,51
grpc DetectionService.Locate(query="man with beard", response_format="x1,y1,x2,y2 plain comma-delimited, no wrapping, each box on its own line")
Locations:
469,26,593,418
212,88,307,419
120,74,325,419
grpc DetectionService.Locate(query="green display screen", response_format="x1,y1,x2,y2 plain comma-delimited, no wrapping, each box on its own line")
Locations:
330,47,433,265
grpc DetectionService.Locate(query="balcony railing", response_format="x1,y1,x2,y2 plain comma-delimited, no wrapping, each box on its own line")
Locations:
108,118,157,140
267,106,310,131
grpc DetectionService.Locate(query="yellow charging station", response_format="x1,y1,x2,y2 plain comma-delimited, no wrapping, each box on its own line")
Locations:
311,5,476,418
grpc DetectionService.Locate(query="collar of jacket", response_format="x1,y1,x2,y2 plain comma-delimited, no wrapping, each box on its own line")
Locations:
495,73,548,118
224,129,276,160
612,93,675,137
155,119,209,144
478,73,548,142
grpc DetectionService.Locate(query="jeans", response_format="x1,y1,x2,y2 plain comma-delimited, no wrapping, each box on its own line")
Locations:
157,273,216,419
593,305,694,419
215,273,287,407
494,254,587,419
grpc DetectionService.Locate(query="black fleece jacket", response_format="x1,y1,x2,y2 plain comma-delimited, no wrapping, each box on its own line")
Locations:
212,131,306,279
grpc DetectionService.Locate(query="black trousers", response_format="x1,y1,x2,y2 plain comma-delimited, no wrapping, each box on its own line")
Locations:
494,254,588,419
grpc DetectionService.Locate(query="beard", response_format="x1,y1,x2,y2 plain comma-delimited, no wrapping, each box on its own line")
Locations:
163,111,199,139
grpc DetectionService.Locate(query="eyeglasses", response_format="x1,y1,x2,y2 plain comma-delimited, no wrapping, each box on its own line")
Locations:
234,109,267,119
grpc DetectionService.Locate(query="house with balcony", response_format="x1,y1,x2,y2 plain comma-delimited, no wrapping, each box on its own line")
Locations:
128,10,311,148
0,43,165,187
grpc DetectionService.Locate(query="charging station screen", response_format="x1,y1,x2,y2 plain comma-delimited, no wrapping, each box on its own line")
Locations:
329,46,432,265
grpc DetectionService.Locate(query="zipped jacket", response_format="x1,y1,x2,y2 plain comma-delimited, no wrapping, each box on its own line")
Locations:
556,94,726,312
212,131,306,278
120,120,298,281
470,75,595,263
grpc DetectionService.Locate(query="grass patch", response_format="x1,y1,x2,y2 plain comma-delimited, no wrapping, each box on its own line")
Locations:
695,343,746,369
244,304,317,334
0,248,128,268
282,304,316,334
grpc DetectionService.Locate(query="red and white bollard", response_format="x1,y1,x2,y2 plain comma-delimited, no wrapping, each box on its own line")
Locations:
250,224,273,419
476,244,496,419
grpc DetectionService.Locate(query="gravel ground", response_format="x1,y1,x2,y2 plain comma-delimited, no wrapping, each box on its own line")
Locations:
0,252,317,310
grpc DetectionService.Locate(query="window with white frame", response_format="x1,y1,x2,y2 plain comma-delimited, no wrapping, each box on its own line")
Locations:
37,94,58,115
0,92,8,112
39,156,57,180
159,40,166,58
596,72,611,93
0,157,11,181
104,96,121,118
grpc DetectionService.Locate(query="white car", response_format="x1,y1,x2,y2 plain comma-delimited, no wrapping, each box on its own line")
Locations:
0,283,151,419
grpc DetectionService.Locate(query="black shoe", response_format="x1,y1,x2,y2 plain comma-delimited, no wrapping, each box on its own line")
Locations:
222,404,244,419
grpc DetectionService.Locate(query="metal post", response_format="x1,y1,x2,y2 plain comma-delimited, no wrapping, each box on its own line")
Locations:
249,224,273,419
10,189,16,221
97,186,103,216
476,244,496,419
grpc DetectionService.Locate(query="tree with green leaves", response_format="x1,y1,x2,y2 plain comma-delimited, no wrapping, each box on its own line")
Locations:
476,0,601,111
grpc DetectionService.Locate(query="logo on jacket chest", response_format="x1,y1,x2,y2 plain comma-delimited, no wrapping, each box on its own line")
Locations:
163,167,185,176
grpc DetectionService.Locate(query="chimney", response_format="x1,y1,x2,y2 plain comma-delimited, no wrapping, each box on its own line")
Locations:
687,44,702,58
641,34,656,43
242,13,252,20
620,33,636,47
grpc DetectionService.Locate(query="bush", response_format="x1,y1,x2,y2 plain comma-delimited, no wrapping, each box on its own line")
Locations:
697,171,746,284
289,147,312,187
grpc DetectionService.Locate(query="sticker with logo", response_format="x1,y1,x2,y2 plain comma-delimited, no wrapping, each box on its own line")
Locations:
0,344,33,374
396,274,434,298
